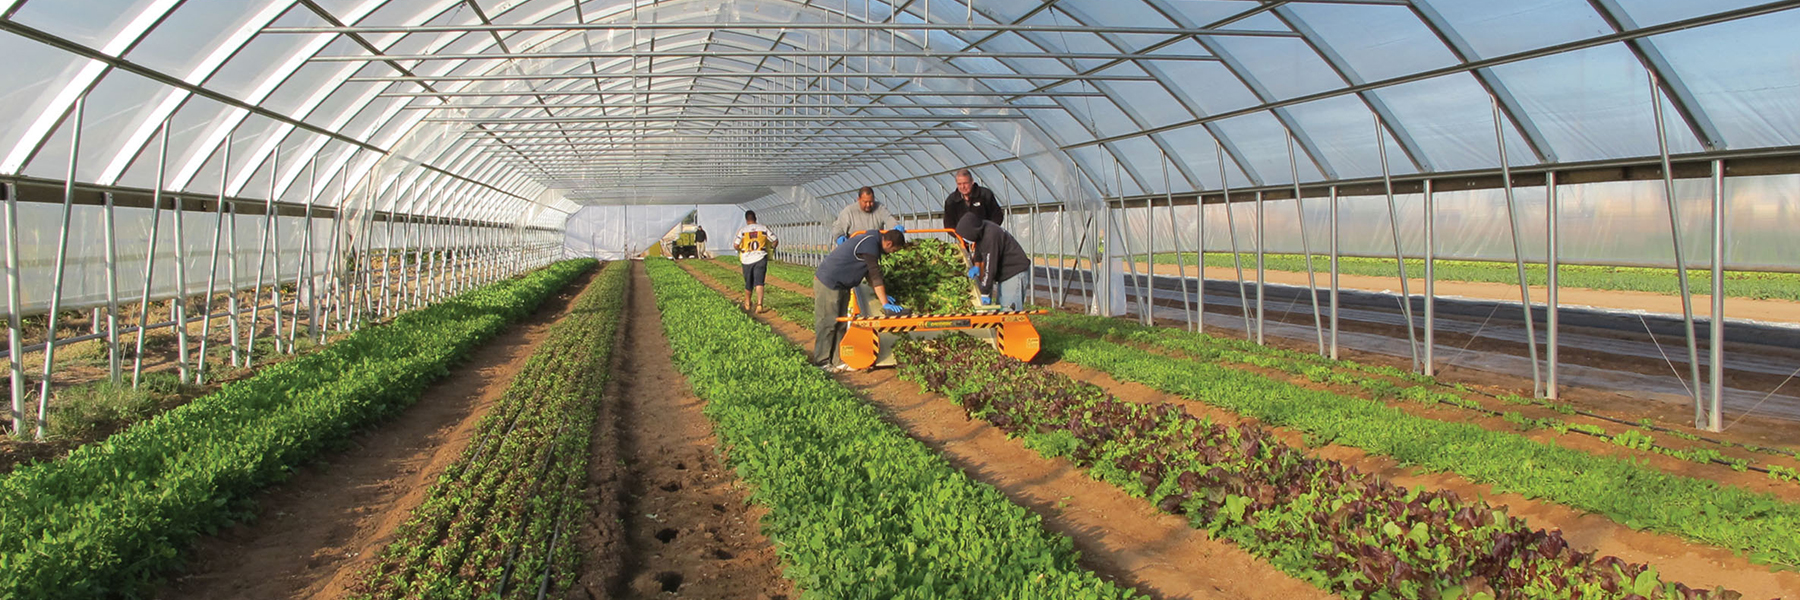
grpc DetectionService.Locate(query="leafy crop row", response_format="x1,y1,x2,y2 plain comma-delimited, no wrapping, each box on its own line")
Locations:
1032,318,1800,569
349,260,629,599
897,334,1739,600
687,258,813,324
0,259,596,598
646,258,1136,598
1134,252,1800,302
1036,312,1800,479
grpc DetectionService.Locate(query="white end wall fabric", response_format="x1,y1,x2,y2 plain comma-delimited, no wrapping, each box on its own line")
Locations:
561,205,692,260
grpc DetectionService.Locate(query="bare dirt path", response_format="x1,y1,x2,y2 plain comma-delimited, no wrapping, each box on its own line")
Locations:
565,261,793,600
158,268,599,600
676,261,1335,600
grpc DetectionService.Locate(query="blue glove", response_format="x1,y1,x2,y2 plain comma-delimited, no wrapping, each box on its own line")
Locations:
886,295,899,305
891,223,906,232
835,234,848,245
966,265,980,279
883,301,905,314
979,295,992,305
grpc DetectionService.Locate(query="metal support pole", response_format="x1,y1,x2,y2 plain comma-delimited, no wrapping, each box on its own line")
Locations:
226,194,243,368
1162,151,1192,332
197,149,228,383
1329,185,1340,360
1423,179,1436,377
268,158,285,353
35,96,84,439
1377,119,1421,371
164,128,191,382
1708,159,1725,432
1547,171,1560,399
1255,190,1266,345
1218,142,1253,339
130,163,168,387
103,192,122,382
1195,162,1206,335
246,149,277,365
1494,96,1543,398
1649,73,1707,427
1287,133,1325,355
5,182,26,434
293,158,316,347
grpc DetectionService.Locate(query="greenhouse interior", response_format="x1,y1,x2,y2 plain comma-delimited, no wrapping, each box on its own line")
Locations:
1,0,1798,598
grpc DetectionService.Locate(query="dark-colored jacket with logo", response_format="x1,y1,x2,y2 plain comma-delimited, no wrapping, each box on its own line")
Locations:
942,183,1004,230
955,213,1028,296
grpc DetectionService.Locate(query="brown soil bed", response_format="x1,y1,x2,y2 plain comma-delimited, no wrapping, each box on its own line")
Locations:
156,268,599,599
677,261,1334,600
565,262,793,600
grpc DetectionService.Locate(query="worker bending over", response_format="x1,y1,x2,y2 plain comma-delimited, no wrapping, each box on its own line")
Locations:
734,210,778,313
956,213,1030,310
813,229,907,371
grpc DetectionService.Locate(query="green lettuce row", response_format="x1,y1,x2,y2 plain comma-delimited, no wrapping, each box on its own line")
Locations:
1035,321,1800,569
896,334,1733,600
0,260,597,598
687,259,814,324
350,260,630,600
1037,311,1796,480
645,258,1136,599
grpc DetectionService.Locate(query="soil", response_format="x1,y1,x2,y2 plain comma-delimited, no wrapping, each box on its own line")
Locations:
677,261,1336,600
565,262,793,600
157,268,599,600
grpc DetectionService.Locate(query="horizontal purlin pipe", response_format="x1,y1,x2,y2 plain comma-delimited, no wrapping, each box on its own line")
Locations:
386,90,1105,98
266,22,1300,37
404,102,1061,111
312,50,1222,62
350,72,1161,82
427,114,1026,123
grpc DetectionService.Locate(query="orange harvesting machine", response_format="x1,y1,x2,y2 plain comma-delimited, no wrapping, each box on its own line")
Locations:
834,228,1045,371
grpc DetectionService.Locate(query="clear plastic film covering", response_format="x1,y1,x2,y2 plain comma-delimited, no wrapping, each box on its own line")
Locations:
2,203,330,315
0,0,1795,278
1100,173,1800,272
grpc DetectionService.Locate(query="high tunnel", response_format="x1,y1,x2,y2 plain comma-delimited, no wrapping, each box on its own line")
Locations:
3,0,1800,438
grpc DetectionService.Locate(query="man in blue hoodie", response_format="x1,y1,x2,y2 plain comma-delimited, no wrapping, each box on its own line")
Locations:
813,229,908,371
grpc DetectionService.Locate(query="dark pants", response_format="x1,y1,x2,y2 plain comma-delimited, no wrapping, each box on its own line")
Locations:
813,277,852,365
742,259,768,290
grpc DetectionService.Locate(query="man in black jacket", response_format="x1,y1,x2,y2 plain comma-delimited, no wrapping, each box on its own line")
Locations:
955,213,1030,310
942,169,1005,230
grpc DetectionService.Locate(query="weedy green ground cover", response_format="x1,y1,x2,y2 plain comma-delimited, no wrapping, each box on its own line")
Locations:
0,260,594,598
897,334,1738,600
350,260,629,599
647,258,1137,598
1134,252,1800,301
1035,315,1800,570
